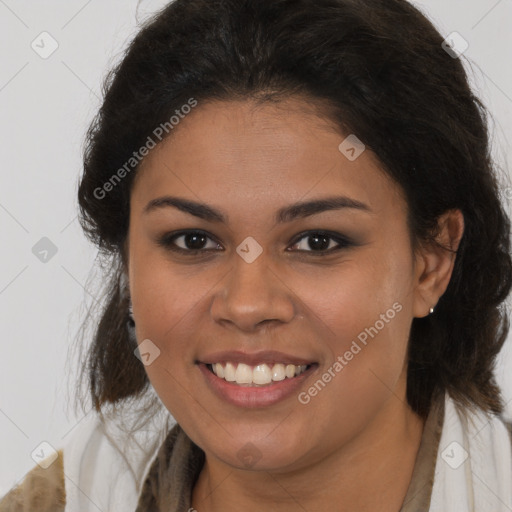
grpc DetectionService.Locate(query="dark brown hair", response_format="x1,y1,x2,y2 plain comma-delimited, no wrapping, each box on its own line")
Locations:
74,0,512,425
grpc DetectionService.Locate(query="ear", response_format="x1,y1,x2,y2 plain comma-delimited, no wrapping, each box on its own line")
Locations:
412,209,465,318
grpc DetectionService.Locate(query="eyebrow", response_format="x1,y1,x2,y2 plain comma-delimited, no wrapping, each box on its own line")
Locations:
143,195,373,224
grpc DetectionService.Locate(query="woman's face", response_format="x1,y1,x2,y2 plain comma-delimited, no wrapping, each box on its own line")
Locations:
127,97,431,471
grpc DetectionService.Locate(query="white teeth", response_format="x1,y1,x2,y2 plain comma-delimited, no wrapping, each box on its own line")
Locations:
253,364,272,385
234,363,253,384
209,362,309,385
224,362,236,382
214,363,225,379
272,364,286,381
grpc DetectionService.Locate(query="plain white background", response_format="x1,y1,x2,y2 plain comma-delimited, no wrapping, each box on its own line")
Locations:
1,0,511,494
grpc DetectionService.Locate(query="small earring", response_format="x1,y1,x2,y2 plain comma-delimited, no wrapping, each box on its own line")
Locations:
429,306,435,314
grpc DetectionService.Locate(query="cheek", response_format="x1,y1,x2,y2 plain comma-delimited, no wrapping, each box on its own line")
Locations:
308,245,412,345
304,244,413,409
129,230,211,341
133,278,205,420
128,250,204,384
131,264,208,361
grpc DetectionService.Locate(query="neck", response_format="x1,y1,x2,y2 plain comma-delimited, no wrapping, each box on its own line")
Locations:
191,394,426,512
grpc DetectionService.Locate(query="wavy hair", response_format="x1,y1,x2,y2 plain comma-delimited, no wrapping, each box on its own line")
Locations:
74,0,512,428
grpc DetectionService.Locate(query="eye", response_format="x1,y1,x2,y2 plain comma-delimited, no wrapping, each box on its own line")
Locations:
157,230,222,253
157,229,353,256
287,231,353,255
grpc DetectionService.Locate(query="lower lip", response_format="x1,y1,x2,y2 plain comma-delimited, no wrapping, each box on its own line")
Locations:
198,363,318,408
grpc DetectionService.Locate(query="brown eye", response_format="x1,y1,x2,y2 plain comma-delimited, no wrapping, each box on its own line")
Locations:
288,231,354,255
157,230,223,253
157,229,354,257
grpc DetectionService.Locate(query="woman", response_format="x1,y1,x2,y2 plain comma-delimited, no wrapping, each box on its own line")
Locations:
2,0,511,510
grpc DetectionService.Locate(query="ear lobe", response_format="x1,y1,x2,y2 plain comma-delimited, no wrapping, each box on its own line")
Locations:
412,209,465,318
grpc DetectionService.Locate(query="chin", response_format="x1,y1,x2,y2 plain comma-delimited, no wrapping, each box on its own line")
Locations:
204,428,311,471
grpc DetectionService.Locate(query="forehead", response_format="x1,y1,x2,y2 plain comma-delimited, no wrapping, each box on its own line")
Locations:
130,98,406,221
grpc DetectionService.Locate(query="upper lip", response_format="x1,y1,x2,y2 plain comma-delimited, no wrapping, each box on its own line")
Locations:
198,350,316,366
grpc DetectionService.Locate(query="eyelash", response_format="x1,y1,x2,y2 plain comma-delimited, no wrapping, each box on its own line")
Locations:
156,229,354,257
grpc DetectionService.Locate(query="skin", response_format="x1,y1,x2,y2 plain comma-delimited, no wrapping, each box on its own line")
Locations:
125,97,464,512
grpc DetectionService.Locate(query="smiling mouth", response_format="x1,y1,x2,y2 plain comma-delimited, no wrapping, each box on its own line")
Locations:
206,362,316,387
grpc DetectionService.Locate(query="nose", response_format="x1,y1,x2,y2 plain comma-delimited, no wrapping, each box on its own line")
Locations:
210,250,296,333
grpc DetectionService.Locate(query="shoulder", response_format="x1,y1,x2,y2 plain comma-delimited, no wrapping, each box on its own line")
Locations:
0,412,102,512
0,404,174,512
0,450,65,512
